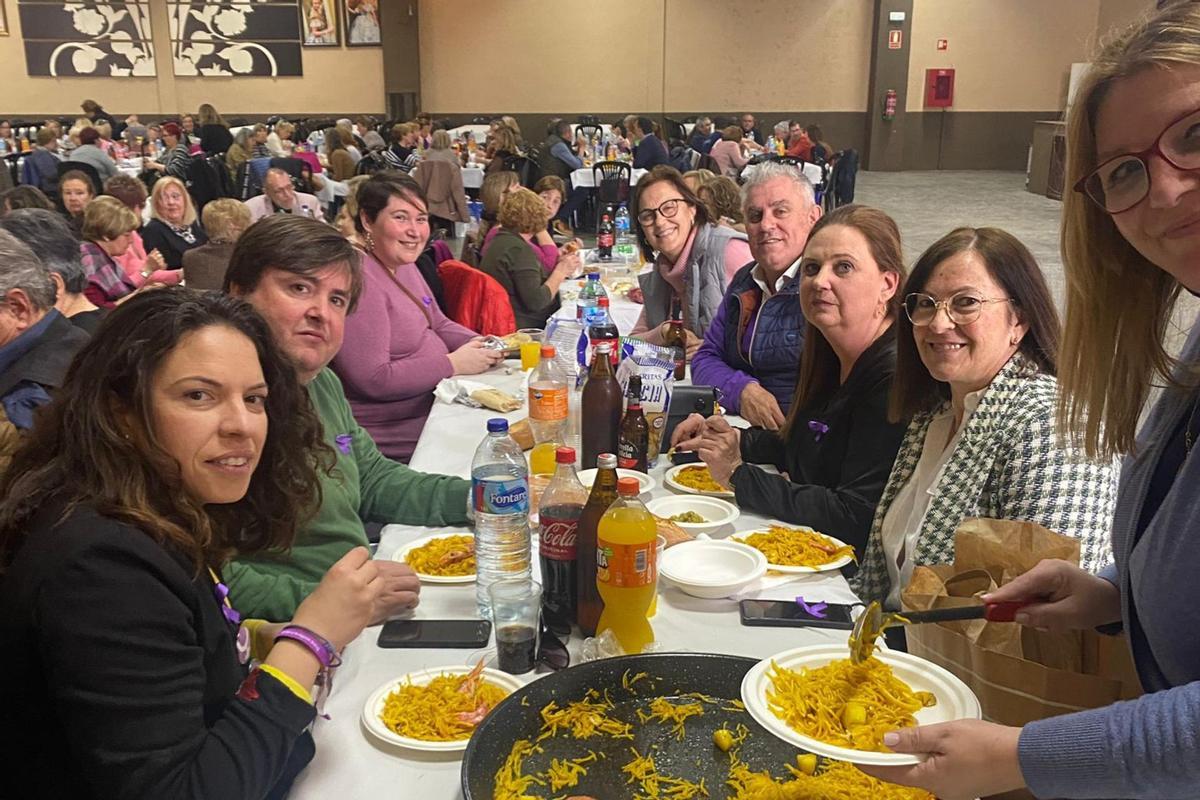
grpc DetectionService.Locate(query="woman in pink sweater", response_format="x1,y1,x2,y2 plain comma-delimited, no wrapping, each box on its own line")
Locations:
103,175,180,285
331,173,504,462
709,126,750,180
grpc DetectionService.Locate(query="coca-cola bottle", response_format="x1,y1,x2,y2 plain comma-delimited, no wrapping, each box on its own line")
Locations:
576,453,618,637
597,205,615,261
539,446,588,628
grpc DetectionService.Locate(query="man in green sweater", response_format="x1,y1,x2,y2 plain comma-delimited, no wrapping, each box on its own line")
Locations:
223,215,471,621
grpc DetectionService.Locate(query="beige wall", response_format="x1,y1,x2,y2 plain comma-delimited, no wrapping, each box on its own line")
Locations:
0,0,384,115
1096,0,1153,38
906,0,1102,112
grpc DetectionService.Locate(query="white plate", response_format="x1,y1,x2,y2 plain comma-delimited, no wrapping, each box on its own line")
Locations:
732,526,855,573
659,539,767,598
392,533,476,584
645,495,740,534
741,644,981,766
663,463,735,498
576,468,656,494
361,666,525,752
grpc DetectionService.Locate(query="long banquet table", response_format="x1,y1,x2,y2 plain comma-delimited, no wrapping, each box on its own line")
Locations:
288,366,862,799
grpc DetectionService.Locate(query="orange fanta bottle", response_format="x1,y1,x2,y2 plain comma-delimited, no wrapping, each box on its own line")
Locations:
595,477,657,653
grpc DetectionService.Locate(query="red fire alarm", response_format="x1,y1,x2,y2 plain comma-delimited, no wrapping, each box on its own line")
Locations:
924,68,955,108
937,38,948,50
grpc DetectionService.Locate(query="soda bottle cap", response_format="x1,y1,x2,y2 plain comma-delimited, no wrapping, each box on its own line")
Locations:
486,418,509,433
540,344,556,357
598,297,610,307
596,453,617,468
587,272,600,280
595,341,612,353
555,446,576,463
616,477,640,495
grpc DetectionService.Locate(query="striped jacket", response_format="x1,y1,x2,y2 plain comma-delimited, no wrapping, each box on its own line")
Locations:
851,354,1116,605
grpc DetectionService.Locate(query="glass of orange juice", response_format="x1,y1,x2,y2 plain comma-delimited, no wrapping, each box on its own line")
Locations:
517,328,543,371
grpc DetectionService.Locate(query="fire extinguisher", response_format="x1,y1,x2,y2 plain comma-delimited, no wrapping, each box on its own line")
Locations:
882,89,897,121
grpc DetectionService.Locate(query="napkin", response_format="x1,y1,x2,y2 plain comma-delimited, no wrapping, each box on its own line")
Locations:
433,378,522,412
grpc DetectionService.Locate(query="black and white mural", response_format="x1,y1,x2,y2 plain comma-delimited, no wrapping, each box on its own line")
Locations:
17,1,157,77
168,0,302,77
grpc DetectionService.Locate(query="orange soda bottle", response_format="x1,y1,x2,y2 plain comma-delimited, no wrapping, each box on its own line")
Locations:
595,477,657,653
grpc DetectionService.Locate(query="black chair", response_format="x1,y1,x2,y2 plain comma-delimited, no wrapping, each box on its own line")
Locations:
663,117,687,148
58,160,103,196
471,115,493,125
576,123,602,144
592,160,632,230
576,114,600,126
502,154,538,188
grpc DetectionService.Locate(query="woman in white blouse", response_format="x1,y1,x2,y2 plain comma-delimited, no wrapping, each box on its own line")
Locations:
851,227,1116,609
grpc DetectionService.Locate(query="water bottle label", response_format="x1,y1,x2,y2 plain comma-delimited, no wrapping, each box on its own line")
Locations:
473,477,529,514
596,538,655,589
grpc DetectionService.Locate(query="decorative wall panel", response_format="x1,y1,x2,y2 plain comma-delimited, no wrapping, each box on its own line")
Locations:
167,0,302,76
17,1,156,76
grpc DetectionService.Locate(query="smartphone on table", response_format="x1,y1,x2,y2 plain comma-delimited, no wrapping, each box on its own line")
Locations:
738,598,858,631
377,619,492,649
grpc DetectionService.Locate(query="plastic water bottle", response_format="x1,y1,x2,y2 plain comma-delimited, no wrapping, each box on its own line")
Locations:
615,204,631,244
576,272,603,323
472,419,532,619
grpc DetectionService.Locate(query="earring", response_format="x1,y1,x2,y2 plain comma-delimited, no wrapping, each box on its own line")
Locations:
364,230,375,251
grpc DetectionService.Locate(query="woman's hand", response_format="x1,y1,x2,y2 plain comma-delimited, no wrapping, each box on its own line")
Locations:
981,559,1122,632
670,412,709,450
368,561,422,625
696,415,742,485
448,337,504,375
739,383,786,431
857,720,1025,800
290,546,380,650
145,249,166,272
554,251,581,278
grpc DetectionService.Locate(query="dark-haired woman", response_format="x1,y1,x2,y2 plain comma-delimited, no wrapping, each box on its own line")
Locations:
0,288,380,798
331,173,504,462
851,228,1116,610
671,205,907,553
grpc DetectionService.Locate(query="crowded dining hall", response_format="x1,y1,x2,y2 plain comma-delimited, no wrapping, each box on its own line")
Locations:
1,1,1197,798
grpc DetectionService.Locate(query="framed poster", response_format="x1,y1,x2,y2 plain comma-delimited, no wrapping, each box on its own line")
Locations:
17,1,156,76
343,0,378,47
168,1,303,76
302,0,337,47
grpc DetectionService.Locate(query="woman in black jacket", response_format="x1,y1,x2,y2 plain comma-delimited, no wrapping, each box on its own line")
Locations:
197,102,234,155
0,289,379,799
672,205,907,556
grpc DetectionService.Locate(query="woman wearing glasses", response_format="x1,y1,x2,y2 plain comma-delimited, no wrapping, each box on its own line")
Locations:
861,6,1200,799
628,166,751,356
851,226,1115,613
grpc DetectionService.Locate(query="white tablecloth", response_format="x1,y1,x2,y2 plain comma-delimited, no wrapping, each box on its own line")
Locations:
461,166,484,189
449,124,491,142
570,166,646,189
289,367,861,799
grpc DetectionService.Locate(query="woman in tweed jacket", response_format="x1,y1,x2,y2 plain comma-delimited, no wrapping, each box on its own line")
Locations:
852,227,1115,608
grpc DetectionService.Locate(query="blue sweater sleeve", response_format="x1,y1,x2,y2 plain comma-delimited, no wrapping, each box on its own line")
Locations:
550,140,582,171
689,295,756,414
1018,680,1200,799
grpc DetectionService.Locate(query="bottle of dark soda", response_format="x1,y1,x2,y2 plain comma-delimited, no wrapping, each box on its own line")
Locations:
576,452,619,637
597,205,615,261
538,447,588,628
581,341,621,470
617,376,649,472
587,296,620,367
663,303,687,381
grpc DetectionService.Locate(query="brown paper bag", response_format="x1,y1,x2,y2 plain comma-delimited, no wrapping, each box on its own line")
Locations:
901,518,1141,728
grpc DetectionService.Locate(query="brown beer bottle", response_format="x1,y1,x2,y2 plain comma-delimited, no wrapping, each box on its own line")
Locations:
617,375,649,472
663,305,687,381
576,453,619,637
580,341,621,470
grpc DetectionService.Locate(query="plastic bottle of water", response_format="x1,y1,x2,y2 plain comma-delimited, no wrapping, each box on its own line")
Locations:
472,419,532,619
576,272,603,323
615,204,631,244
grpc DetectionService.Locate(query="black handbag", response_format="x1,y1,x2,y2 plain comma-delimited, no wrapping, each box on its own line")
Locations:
662,385,721,453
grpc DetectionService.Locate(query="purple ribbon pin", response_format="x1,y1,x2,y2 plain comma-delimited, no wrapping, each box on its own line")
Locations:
422,295,433,306
807,420,829,442
213,581,242,626
795,596,828,619
335,433,353,455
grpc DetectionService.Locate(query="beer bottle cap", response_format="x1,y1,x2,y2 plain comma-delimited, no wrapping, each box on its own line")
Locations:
555,446,576,463
616,477,640,495
596,453,617,468
541,344,556,357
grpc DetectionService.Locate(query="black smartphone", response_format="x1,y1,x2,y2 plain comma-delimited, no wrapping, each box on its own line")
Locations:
377,619,492,649
739,599,857,630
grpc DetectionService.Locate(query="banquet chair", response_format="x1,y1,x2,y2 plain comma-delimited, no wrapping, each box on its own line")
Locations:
576,123,602,144
593,160,632,229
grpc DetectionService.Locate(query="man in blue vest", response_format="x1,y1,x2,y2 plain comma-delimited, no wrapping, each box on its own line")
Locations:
691,162,821,430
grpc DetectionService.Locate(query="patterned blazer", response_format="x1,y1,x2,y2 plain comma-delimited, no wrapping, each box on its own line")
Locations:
851,354,1116,605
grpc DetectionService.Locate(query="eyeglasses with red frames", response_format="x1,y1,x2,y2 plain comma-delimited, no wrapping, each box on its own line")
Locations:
1075,105,1200,214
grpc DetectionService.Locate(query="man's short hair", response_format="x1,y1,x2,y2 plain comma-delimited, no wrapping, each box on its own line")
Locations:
223,214,363,312
636,116,655,137
35,128,56,147
0,229,56,312
740,161,815,210
0,210,86,294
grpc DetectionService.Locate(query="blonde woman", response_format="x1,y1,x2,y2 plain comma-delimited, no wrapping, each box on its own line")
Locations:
140,177,207,269
267,120,295,157
334,175,370,243
78,196,142,308
477,188,576,328
464,170,520,266
862,13,1200,798
197,103,233,155
182,199,253,290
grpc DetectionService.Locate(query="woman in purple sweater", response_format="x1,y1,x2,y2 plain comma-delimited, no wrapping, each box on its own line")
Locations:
332,174,503,462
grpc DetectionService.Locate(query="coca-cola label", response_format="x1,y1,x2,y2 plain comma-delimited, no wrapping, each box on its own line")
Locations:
539,515,578,560
472,477,529,514
597,231,615,248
